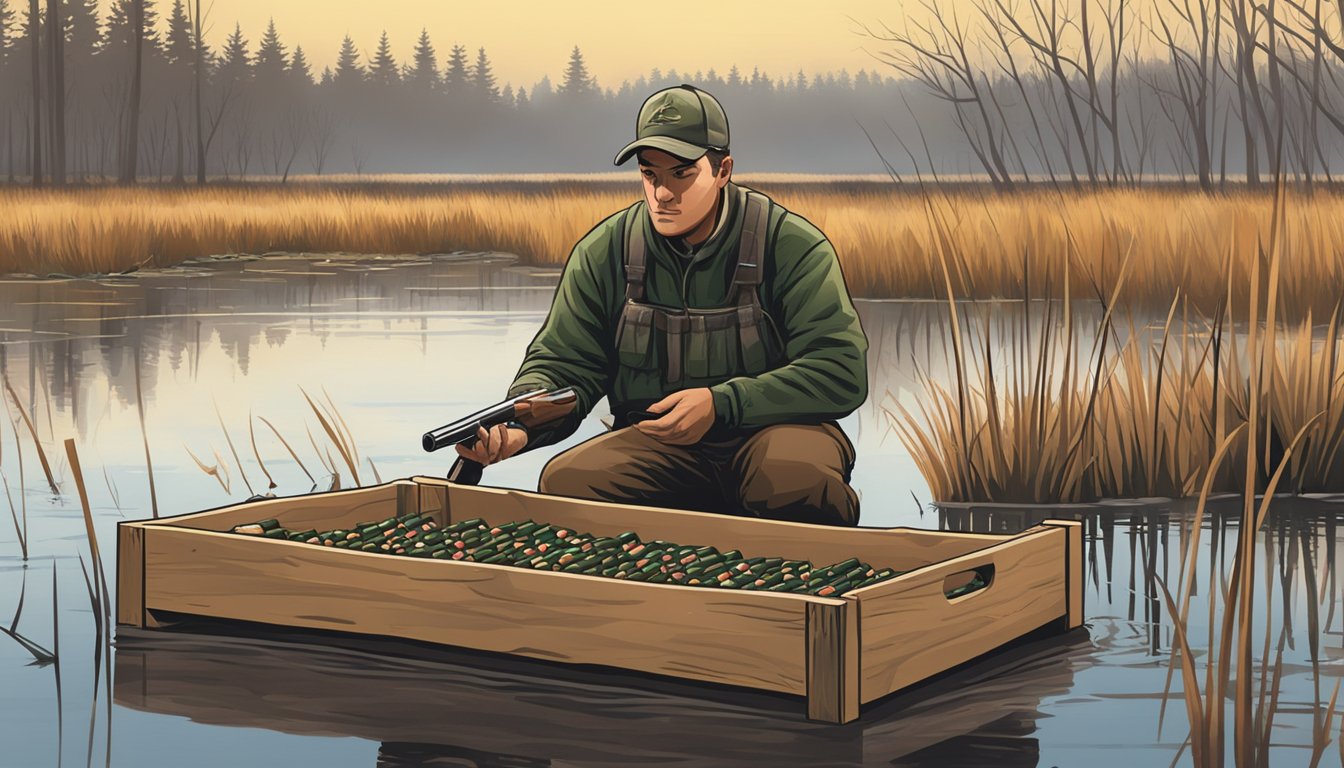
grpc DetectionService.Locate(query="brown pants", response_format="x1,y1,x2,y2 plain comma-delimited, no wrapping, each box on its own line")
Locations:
539,422,860,526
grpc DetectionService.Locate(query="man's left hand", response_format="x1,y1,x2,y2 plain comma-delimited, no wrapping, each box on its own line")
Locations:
635,388,717,445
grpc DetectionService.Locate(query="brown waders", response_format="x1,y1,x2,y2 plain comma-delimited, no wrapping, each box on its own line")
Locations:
539,422,860,526
539,191,862,526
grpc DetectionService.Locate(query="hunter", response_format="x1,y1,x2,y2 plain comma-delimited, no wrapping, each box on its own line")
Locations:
458,84,869,526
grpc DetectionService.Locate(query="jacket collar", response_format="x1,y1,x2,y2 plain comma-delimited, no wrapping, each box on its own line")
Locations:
641,182,744,267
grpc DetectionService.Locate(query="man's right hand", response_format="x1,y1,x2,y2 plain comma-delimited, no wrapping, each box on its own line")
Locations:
455,424,528,467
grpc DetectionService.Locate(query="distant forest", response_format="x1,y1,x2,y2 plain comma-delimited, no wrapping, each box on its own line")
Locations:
3,0,1344,183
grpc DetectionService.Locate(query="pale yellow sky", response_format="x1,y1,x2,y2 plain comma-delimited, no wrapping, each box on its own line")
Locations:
128,0,911,89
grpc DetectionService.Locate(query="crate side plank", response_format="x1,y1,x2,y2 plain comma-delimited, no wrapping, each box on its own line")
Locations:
141,526,822,695
134,482,408,533
421,478,1010,571
853,527,1067,704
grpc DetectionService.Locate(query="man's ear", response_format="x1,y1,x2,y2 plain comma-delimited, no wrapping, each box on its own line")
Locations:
717,155,734,185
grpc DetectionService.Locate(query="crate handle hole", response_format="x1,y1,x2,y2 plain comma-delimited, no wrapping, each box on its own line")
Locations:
943,564,994,601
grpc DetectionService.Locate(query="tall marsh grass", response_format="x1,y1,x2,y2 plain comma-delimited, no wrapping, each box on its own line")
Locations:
885,183,1344,503
3,182,1344,319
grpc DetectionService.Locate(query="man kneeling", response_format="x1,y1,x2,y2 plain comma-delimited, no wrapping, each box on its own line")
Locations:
457,84,868,526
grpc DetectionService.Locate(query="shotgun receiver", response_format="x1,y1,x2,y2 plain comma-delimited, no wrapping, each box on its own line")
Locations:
422,387,578,484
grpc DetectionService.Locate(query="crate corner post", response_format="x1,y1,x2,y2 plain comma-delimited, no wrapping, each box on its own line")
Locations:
116,520,148,628
805,599,860,724
1039,518,1084,630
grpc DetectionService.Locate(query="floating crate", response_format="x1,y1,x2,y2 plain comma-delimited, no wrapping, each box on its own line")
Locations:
116,477,1083,724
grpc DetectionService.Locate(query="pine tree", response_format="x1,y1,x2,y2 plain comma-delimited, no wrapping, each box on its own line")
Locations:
215,22,250,83
515,86,529,109
163,0,191,68
559,45,596,96
368,29,398,86
726,65,741,87
319,64,332,87
333,33,363,86
0,0,13,69
289,44,312,85
67,0,102,60
469,46,497,101
442,42,468,93
530,74,553,103
500,83,513,105
408,27,437,91
104,0,162,51
795,69,807,91
253,17,287,82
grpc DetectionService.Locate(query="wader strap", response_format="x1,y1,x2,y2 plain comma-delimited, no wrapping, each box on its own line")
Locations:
623,208,648,302
734,192,770,360
732,193,768,303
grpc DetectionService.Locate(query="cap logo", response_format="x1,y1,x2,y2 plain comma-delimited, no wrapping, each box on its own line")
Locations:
647,95,683,126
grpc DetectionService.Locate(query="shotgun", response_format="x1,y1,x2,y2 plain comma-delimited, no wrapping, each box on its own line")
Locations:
422,387,579,485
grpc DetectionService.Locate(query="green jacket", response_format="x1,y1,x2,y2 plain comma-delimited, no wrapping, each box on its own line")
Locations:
507,182,868,451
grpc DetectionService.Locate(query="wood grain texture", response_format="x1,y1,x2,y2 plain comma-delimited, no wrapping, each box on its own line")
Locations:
418,477,1007,571
806,600,860,723
115,522,146,627
1041,519,1084,629
852,526,1067,704
140,525,835,695
135,481,410,533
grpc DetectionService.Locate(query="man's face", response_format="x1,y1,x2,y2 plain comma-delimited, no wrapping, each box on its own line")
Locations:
638,149,732,238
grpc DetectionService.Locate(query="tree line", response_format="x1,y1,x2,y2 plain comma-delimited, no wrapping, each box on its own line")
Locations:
3,0,1344,182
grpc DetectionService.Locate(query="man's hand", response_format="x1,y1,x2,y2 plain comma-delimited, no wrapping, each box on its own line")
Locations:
455,424,528,466
634,388,717,445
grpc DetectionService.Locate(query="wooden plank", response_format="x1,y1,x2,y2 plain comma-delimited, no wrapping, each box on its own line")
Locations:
140,525,833,695
852,526,1067,704
1041,519,1085,629
396,482,419,518
806,600,860,723
417,477,1009,571
418,481,447,524
134,482,408,533
116,522,147,627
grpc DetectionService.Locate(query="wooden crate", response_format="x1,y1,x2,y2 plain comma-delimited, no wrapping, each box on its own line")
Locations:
116,477,1084,724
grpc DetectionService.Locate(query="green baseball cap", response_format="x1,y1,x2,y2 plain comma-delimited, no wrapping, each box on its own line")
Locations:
613,84,730,166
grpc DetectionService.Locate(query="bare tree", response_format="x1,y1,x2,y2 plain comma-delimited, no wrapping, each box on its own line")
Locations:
309,108,335,175
28,0,41,187
1149,0,1224,190
990,0,1102,185
119,0,144,183
862,1,1018,189
280,110,304,182
45,0,64,185
351,135,368,176
190,0,208,183
975,0,1058,184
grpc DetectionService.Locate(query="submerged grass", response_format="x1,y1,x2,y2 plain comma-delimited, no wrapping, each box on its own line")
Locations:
4,182,1344,319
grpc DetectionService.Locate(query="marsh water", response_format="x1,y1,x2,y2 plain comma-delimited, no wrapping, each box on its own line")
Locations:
0,254,1339,767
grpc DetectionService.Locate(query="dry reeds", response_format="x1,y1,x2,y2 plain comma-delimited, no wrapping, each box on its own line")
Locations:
4,183,1344,320
885,190,1344,502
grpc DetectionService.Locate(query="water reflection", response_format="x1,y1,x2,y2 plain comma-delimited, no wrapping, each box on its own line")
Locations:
0,255,1341,766
113,618,1088,767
